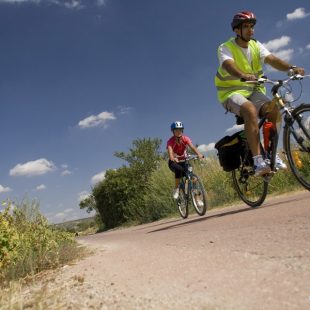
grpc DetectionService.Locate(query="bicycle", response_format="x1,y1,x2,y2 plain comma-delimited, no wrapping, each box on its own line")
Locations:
229,73,310,207
176,155,207,219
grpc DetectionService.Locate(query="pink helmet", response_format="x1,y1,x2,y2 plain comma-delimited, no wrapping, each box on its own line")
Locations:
231,11,256,30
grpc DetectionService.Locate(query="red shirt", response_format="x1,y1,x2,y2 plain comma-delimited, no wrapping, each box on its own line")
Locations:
166,135,192,161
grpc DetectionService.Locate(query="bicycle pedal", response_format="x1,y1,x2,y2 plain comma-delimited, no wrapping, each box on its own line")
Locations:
263,172,275,182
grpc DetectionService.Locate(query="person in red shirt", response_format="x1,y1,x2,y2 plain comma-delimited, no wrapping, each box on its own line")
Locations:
167,121,204,199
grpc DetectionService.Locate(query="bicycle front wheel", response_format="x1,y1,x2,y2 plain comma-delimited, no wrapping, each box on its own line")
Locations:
283,103,310,190
190,174,207,216
177,187,189,219
232,165,268,207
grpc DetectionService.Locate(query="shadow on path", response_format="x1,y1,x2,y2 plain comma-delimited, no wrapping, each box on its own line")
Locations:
147,192,309,234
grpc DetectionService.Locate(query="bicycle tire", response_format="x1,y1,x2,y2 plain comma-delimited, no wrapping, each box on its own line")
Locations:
232,165,268,207
283,103,310,190
177,186,189,219
190,174,207,216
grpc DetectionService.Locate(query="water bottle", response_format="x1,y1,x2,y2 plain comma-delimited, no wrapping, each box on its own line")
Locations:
263,121,274,153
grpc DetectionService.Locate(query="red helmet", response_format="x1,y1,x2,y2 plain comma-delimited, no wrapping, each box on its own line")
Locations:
231,11,256,30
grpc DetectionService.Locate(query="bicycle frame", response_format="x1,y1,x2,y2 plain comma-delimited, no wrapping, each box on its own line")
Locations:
176,155,207,218
231,73,310,207
247,74,310,174
179,157,196,196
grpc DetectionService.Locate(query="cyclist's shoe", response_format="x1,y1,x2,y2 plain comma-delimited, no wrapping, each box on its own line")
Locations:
275,154,287,170
254,160,271,177
173,188,179,200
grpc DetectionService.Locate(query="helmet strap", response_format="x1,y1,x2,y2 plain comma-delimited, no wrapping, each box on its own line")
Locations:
236,26,250,43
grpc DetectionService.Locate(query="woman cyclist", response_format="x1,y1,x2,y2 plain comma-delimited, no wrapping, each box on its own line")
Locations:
167,121,204,199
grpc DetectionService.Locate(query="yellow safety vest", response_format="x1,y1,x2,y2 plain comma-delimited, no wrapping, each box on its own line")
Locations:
215,38,266,103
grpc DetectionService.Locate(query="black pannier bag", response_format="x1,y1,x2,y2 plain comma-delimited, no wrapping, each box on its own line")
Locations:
215,131,243,172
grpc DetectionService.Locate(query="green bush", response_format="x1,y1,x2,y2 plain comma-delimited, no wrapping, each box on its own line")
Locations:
0,200,78,283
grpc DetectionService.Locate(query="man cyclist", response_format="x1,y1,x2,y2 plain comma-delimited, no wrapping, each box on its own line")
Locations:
167,121,204,199
215,11,305,176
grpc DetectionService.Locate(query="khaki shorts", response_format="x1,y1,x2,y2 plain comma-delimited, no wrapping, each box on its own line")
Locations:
222,92,270,116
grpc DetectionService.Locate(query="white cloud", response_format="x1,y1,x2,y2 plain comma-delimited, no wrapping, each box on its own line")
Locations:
97,0,105,6
286,8,310,21
78,191,90,202
78,111,116,129
197,143,215,153
273,48,294,62
36,184,46,191
118,106,132,115
263,36,291,52
0,0,39,3
225,124,244,134
0,0,84,9
61,169,72,176
0,185,12,193
60,164,72,176
306,44,310,50
53,211,79,223
91,170,106,185
62,0,83,9
10,158,56,177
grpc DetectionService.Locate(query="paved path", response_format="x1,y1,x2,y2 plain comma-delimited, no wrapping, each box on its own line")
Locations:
6,191,310,309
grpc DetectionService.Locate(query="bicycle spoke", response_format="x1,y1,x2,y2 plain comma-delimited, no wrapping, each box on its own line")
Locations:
232,166,268,207
177,187,188,219
190,174,207,216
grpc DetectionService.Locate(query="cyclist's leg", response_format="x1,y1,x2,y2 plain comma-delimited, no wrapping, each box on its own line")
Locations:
168,160,186,198
223,94,260,156
223,93,270,175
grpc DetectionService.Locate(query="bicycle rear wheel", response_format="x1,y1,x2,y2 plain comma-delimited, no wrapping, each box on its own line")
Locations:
177,186,189,219
283,103,310,190
232,165,268,207
190,174,207,216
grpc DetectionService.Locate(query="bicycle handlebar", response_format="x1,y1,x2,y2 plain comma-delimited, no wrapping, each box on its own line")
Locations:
241,74,310,85
241,74,310,96
185,154,204,161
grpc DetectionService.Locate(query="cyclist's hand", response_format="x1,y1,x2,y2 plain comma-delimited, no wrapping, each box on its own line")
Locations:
173,158,179,163
293,67,305,76
198,154,204,160
240,73,257,82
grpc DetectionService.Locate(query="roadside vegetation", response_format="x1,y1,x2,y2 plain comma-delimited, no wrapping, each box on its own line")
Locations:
0,200,82,287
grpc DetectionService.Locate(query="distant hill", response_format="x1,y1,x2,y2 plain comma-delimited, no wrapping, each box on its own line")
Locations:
53,216,97,234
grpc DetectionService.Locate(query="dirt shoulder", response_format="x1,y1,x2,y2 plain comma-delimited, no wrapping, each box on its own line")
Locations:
2,191,310,309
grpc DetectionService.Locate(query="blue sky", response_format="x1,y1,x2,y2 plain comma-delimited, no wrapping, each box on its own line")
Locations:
0,0,309,223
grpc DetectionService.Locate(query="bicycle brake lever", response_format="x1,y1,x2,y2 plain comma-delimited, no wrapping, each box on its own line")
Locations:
293,74,304,80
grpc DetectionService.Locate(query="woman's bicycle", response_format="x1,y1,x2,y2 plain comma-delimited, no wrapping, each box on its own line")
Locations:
176,155,207,218
216,73,310,207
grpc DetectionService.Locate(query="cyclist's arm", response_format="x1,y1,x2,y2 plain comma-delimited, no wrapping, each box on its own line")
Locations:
187,142,204,159
222,59,256,81
167,145,177,162
265,54,305,75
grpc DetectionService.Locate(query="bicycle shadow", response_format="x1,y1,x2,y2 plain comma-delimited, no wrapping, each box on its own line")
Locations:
146,194,307,234
146,206,255,234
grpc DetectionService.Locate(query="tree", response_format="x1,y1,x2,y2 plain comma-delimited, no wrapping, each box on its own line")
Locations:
82,138,163,229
